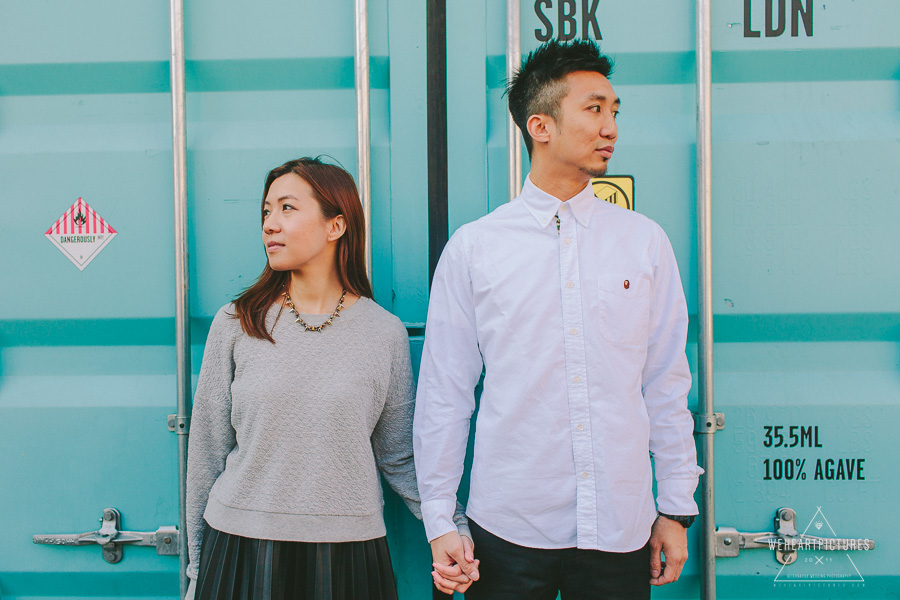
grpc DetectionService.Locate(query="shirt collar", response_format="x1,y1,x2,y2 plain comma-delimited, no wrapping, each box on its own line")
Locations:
520,175,597,229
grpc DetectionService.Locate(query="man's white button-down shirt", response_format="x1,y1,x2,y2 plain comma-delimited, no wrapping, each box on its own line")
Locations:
414,176,702,551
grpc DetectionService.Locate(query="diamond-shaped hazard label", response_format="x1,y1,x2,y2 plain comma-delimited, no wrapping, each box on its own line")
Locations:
45,198,117,271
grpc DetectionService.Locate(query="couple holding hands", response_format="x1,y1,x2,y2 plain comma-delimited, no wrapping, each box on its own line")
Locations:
186,39,701,600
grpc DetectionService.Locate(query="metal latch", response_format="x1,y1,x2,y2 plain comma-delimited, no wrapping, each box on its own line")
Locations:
716,507,875,565
168,413,190,435
693,411,725,434
33,508,179,564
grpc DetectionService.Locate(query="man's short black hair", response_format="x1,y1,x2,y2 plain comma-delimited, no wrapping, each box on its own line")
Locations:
507,39,614,157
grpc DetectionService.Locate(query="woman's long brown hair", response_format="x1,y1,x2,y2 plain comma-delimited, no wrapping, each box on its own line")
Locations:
233,157,373,341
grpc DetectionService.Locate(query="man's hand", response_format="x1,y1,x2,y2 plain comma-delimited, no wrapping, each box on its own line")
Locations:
649,515,688,586
430,530,480,595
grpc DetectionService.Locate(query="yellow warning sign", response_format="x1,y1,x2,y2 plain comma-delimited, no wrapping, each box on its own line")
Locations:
591,176,634,211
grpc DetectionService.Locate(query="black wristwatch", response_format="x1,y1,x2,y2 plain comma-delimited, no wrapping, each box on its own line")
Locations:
658,512,696,529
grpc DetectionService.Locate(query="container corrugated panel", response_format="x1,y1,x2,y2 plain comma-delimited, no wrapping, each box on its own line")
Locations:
0,0,436,597
705,1,899,597
1,0,182,597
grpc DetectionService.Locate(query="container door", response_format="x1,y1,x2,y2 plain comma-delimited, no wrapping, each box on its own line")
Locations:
710,0,898,596
0,0,438,598
446,1,900,598
180,0,436,597
0,1,182,596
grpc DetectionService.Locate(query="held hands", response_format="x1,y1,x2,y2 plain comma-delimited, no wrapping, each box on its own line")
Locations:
430,530,480,595
649,515,688,586
429,517,686,591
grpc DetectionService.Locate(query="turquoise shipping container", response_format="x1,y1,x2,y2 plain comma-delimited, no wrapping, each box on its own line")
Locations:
1,0,898,598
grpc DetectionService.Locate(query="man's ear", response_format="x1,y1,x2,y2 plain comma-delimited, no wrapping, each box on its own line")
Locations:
327,215,346,242
526,114,554,147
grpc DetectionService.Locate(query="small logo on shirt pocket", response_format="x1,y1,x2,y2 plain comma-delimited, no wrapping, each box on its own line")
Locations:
597,275,650,346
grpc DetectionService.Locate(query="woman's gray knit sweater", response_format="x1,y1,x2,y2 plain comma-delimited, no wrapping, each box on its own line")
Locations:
185,298,463,581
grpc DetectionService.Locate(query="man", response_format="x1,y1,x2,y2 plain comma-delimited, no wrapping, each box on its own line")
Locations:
413,39,702,598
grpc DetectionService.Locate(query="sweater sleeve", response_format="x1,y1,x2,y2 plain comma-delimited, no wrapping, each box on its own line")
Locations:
185,307,239,582
371,323,421,518
371,320,471,540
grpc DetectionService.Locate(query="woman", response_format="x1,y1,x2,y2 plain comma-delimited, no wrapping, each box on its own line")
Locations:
185,158,468,600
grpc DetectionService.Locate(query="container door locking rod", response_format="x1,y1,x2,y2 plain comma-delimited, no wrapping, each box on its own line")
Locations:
716,507,875,565
33,508,178,564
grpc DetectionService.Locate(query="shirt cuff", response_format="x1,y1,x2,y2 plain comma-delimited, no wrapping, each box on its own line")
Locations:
656,476,702,516
422,498,458,542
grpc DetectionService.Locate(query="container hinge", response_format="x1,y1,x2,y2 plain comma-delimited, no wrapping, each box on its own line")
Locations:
168,413,190,435
33,508,179,564
693,411,724,434
716,507,876,565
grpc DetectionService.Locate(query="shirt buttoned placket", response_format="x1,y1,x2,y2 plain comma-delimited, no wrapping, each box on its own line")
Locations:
556,201,598,548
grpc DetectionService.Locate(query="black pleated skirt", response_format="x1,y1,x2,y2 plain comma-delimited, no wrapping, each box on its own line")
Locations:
195,525,399,600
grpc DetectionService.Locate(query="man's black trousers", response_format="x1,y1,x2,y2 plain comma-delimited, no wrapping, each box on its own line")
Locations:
464,520,651,600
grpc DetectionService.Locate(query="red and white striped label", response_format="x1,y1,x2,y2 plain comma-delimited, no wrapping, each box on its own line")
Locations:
44,198,117,270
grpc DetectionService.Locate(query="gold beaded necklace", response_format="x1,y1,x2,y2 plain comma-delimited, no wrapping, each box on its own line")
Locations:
282,289,347,332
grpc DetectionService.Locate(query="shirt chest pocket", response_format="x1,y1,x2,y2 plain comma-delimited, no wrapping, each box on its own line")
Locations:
597,274,651,346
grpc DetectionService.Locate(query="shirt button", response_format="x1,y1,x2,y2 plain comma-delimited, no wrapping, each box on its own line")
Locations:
582,472,589,479
569,328,577,335
567,281,574,288
573,376,581,383
565,237,571,245
577,424,584,431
